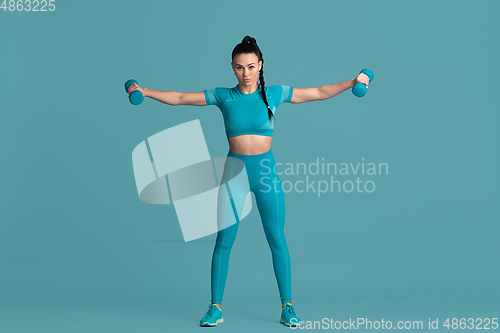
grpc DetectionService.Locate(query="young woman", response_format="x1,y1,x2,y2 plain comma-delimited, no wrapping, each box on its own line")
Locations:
126,36,369,328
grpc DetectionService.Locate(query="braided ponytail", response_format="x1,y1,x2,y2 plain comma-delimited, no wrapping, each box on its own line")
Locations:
232,36,276,123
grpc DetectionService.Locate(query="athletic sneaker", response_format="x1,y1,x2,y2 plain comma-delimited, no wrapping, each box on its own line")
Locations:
280,303,303,327
200,303,224,327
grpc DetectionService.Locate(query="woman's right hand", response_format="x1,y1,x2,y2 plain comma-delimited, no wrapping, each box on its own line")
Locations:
127,83,147,97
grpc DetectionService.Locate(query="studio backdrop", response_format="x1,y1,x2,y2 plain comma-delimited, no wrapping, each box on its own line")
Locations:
1,1,498,332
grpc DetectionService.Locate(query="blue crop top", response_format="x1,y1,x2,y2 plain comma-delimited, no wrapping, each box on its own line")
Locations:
203,84,294,139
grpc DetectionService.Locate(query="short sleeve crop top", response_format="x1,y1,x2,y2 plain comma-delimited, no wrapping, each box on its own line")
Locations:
203,84,294,139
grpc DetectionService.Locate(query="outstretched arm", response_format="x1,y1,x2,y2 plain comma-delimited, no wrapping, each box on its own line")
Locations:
145,89,207,106
290,73,369,104
127,83,207,106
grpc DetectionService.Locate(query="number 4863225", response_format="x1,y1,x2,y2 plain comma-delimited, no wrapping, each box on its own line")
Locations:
1,0,56,11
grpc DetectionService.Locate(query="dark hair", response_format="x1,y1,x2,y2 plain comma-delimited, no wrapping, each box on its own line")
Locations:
232,36,275,123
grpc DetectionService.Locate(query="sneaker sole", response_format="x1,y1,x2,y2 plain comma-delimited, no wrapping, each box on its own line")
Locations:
280,319,302,327
200,318,224,327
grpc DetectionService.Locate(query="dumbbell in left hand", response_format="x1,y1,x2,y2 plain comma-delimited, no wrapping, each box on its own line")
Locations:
352,69,374,98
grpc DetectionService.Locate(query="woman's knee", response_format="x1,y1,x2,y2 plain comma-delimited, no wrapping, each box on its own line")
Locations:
215,238,235,251
215,230,237,251
264,229,287,249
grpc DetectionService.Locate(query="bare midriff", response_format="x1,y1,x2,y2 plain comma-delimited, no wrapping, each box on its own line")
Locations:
228,134,272,155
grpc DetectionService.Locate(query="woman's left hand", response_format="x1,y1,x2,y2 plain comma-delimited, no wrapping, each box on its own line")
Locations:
354,73,370,87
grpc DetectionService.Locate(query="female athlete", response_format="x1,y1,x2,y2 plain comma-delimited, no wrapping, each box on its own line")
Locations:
126,35,369,328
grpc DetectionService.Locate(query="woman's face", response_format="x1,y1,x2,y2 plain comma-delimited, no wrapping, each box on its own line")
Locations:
231,53,262,88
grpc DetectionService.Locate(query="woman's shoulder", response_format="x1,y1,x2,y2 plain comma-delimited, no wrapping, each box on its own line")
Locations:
204,86,232,98
205,86,231,92
266,84,292,91
265,84,292,97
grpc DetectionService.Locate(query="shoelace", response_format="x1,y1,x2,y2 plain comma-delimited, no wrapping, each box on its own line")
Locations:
205,304,218,317
285,304,296,316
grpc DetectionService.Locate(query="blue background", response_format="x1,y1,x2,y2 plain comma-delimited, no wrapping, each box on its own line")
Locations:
1,0,498,332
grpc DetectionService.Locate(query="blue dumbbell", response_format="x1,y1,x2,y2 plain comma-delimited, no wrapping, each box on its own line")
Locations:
352,69,374,98
124,79,144,105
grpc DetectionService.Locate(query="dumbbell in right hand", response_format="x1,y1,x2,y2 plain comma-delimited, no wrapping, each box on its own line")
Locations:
124,79,144,105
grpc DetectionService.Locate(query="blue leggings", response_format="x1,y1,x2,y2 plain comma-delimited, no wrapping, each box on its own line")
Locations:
211,148,292,304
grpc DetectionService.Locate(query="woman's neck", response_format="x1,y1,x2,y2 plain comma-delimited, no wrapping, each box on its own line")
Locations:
238,82,260,95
